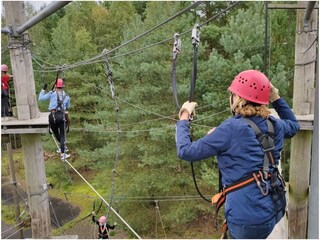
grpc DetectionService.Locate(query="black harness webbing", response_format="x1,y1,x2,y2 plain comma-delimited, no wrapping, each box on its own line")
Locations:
243,118,275,179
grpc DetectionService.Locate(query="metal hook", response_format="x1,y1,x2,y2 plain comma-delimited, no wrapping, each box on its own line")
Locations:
191,23,201,46
253,172,269,196
173,33,181,59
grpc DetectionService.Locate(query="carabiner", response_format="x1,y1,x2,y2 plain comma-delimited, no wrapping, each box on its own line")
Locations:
191,23,201,47
253,172,268,196
173,33,181,60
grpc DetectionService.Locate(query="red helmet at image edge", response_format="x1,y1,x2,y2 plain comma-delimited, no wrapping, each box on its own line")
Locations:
228,70,271,105
99,216,107,223
1,64,9,72
56,79,64,88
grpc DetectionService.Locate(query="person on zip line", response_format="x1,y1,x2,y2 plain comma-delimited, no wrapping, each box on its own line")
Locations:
92,211,117,239
1,64,14,117
175,70,299,239
39,78,71,160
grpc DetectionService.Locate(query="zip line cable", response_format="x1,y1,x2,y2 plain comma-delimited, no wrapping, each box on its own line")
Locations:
63,159,142,239
4,225,24,239
35,1,202,72
31,1,240,73
155,200,167,239
69,108,228,134
102,50,121,218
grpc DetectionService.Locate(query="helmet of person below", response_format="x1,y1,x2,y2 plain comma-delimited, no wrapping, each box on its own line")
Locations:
228,70,270,105
55,79,64,88
1,64,8,72
99,216,107,223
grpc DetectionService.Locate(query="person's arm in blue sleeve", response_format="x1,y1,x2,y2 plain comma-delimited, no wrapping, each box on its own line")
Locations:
38,90,52,101
65,95,70,109
269,83,300,138
176,119,231,162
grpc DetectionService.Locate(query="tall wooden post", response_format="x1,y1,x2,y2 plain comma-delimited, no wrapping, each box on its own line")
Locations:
289,4,317,238
7,142,24,239
3,2,51,238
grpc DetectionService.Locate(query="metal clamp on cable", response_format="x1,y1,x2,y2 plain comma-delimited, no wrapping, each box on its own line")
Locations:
61,63,67,80
102,49,116,99
191,23,201,47
173,33,181,60
29,184,48,197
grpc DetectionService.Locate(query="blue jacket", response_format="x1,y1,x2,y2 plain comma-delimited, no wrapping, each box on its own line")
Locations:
39,90,70,111
176,98,299,225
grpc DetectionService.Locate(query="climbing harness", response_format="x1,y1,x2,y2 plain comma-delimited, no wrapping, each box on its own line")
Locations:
102,49,121,218
171,33,182,110
211,118,287,238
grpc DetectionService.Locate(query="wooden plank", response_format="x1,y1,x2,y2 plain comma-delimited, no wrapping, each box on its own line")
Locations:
269,109,313,130
1,112,49,126
268,3,318,9
1,128,48,134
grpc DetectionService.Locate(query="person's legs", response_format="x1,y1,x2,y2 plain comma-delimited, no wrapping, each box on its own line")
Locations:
49,113,60,144
1,91,9,117
59,121,66,154
1,96,6,117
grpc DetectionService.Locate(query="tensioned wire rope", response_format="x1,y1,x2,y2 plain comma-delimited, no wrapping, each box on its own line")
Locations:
62,159,142,239
35,1,203,72
33,65,230,130
32,38,296,74
33,1,240,73
71,108,229,134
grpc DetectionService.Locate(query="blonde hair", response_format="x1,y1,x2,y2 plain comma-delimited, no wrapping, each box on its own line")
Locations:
232,97,271,118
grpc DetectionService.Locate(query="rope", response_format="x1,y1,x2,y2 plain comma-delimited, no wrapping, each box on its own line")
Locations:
49,200,61,229
36,1,202,72
102,50,121,218
4,225,24,239
155,200,167,238
31,1,240,73
63,159,142,239
1,221,24,235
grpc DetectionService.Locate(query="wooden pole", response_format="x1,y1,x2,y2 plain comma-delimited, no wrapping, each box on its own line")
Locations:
7,142,24,239
4,1,39,120
21,134,51,238
289,4,317,238
3,2,51,238
308,15,319,238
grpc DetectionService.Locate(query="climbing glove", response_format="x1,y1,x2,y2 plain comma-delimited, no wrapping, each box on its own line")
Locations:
179,101,198,120
92,211,96,216
269,83,280,103
42,83,48,91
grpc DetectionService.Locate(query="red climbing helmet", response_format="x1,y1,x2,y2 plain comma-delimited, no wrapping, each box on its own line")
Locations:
99,216,107,223
228,70,270,105
55,79,64,88
1,64,8,72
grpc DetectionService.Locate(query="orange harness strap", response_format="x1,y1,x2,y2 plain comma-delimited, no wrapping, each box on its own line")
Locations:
211,172,271,234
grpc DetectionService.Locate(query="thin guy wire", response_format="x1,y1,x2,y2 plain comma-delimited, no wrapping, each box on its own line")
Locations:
63,159,142,239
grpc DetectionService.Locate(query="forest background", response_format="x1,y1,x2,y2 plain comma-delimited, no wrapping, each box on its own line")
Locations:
1,1,296,238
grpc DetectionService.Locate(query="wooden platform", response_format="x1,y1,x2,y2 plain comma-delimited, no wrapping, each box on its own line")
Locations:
1,112,49,134
270,109,314,131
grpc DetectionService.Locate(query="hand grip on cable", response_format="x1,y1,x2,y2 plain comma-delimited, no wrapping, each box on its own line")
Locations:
269,83,280,103
179,101,198,120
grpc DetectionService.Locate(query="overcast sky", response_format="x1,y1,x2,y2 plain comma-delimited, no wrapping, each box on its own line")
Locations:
28,1,52,11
